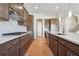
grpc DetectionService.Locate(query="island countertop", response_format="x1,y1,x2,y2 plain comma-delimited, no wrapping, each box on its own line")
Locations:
0,31,32,44
47,31,79,46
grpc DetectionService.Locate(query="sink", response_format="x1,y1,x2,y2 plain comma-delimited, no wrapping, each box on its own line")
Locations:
2,32,27,36
56,33,66,35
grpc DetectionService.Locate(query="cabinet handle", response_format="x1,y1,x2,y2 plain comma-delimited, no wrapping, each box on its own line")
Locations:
60,41,64,44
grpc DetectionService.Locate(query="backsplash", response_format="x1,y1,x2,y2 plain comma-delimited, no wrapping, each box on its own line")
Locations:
0,18,27,35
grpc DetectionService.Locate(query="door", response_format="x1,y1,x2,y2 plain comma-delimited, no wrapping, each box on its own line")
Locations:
36,19,43,37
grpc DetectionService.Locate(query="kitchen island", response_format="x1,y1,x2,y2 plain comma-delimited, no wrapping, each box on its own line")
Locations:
45,31,79,56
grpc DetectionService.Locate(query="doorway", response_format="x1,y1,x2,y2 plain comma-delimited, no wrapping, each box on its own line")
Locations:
36,19,43,38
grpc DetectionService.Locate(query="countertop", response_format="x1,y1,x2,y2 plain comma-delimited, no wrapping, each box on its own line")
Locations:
48,31,79,45
0,31,32,44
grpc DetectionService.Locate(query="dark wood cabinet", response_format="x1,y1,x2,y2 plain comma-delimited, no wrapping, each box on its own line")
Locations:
19,32,33,56
0,3,9,21
0,45,2,55
45,32,49,45
10,3,24,18
47,32,79,56
2,38,19,56
28,33,33,47
19,34,29,56
49,34,58,56
58,38,79,56
0,32,34,56
58,43,69,56
27,15,33,31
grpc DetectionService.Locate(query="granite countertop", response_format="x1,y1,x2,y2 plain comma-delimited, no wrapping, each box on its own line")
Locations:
48,31,79,45
0,31,32,44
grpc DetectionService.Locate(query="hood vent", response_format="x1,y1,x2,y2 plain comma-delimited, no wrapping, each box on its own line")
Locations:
9,10,23,21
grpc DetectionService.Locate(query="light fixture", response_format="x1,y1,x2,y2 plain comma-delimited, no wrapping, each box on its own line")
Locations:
68,3,72,17
68,9,72,17
56,6,59,10
15,5,23,9
18,6,23,9
35,6,38,10
59,16,61,22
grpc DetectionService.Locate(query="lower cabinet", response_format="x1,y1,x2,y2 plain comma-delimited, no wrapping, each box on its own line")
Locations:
19,34,29,56
58,38,78,56
20,33,34,56
47,32,79,56
20,44,28,56
0,45,2,55
2,38,19,56
4,44,19,56
58,43,69,56
0,32,34,56
49,34,58,56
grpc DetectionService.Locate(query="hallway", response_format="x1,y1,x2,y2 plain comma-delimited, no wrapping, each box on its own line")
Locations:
25,37,53,56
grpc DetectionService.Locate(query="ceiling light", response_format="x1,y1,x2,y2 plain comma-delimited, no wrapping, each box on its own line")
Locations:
35,6,38,10
59,16,61,22
56,6,59,9
18,6,23,9
68,4,72,17
68,9,72,17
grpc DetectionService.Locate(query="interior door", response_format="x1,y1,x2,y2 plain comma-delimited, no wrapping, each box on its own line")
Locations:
36,19,43,37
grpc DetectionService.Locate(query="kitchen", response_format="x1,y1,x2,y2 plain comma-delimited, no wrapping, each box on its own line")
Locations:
0,3,79,56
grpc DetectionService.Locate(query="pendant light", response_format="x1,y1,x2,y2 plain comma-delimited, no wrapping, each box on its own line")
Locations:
68,3,72,17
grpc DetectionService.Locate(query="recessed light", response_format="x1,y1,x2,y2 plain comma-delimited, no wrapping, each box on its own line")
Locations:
18,6,23,9
35,6,38,10
56,6,59,9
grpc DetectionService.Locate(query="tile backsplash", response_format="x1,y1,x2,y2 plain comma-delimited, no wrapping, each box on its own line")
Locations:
0,18,27,35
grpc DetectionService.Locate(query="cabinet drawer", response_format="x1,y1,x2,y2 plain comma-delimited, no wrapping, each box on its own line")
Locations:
2,38,19,50
59,38,79,55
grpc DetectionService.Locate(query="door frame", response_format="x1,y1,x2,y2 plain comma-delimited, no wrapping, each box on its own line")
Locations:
36,19,43,38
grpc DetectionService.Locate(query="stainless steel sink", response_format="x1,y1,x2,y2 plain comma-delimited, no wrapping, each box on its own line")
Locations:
56,33,66,35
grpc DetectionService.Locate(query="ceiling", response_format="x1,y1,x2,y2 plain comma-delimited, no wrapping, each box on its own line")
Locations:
24,3,79,17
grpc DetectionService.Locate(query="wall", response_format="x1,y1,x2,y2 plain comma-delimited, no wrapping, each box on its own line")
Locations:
0,18,27,36
65,16,78,33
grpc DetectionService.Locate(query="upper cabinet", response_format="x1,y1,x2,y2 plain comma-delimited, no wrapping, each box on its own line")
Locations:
49,18,59,25
9,3,24,18
9,3,29,26
45,19,50,31
0,3,9,21
27,15,33,31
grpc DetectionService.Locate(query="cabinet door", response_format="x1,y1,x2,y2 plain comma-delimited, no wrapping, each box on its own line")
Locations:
58,43,68,56
5,44,19,56
51,38,58,56
20,43,28,56
0,3,9,20
27,15,33,31
0,45,2,55
20,34,29,55
49,34,51,48
49,34,58,56
2,38,19,56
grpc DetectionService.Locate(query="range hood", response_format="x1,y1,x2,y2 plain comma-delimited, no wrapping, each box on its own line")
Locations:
9,10,23,21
